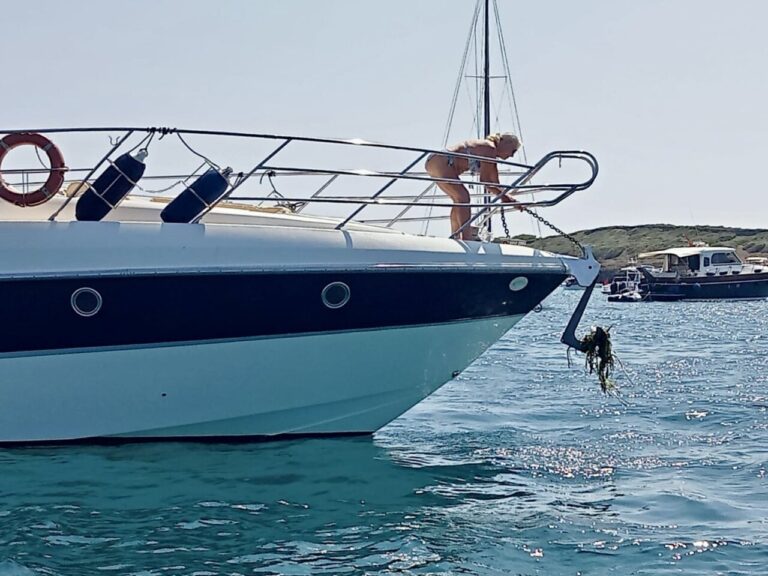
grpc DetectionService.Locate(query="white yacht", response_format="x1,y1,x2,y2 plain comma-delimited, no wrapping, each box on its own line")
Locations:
0,127,601,444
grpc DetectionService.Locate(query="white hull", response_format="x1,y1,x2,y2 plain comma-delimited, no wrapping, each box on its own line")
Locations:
0,316,520,443
0,127,601,444
0,220,570,277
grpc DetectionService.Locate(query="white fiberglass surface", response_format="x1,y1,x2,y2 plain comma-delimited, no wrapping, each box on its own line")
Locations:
0,316,522,442
0,220,567,278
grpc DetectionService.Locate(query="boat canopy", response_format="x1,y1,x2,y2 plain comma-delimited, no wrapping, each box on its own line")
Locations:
638,246,736,259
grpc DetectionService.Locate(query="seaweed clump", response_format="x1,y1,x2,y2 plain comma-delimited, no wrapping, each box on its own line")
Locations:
577,326,615,393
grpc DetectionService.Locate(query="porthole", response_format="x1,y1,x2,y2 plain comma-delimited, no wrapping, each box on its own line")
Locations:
321,282,350,309
71,287,102,317
508,276,529,292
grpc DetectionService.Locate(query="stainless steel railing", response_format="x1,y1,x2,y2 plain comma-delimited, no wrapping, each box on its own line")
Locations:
0,127,598,234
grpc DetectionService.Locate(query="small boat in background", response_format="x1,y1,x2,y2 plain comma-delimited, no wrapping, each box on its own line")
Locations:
563,276,586,290
607,289,644,303
745,256,768,272
636,245,768,301
601,265,645,296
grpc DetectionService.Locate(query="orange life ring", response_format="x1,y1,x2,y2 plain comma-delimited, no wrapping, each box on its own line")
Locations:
0,132,67,207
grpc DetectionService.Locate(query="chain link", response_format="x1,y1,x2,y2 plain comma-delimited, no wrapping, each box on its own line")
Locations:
497,203,583,253
519,205,583,252
500,206,511,238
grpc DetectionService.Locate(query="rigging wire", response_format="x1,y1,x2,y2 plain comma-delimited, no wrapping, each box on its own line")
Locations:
10,143,49,192
33,145,48,169
134,161,208,195
440,0,480,148
469,0,485,236
472,1,482,140
462,82,480,140
175,132,221,170
126,131,156,155
423,0,481,236
493,0,542,239
494,0,526,161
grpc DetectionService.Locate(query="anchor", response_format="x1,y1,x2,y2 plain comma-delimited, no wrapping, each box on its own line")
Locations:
558,248,617,393
559,245,600,352
560,277,599,353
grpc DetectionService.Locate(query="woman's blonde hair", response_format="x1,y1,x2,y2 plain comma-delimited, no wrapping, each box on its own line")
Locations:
487,132,521,150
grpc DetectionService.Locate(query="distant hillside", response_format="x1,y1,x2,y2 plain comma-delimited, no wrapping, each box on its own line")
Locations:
510,224,768,276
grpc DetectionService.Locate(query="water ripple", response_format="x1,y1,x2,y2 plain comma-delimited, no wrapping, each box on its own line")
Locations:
0,294,767,574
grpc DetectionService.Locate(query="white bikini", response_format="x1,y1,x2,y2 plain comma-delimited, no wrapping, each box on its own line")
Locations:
443,146,481,174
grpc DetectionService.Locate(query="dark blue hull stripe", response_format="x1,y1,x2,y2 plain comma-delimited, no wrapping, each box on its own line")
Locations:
0,269,565,354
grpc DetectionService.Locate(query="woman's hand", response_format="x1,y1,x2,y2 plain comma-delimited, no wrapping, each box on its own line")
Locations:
489,186,524,210
499,193,524,211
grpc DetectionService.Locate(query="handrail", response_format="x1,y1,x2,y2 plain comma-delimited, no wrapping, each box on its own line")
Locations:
0,126,534,172
453,150,598,238
8,170,585,198
247,164,581,193
0,127,598,237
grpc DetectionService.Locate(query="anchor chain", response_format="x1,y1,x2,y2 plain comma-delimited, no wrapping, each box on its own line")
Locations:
495,192,619,399
518,205,583,252
498,203,583,254
500,206,511,238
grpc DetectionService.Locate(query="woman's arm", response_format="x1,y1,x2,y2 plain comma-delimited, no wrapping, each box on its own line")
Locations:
479,159,514,203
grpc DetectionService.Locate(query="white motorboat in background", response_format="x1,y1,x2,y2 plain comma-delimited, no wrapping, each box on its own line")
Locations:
602,265,645,296
745,256,768,271
635,245,768,301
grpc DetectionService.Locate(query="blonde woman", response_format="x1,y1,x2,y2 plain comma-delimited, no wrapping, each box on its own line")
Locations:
425,132,521,240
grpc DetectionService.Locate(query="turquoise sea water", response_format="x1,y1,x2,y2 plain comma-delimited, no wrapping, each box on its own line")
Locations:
1,292,766,575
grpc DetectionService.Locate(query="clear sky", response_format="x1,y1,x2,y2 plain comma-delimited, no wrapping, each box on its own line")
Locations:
3,0,767,234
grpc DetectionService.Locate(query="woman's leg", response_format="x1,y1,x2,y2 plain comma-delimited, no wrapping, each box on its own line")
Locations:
425,156,475,239
436,181,473,239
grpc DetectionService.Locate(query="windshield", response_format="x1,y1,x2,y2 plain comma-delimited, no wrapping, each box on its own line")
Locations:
711,252,740,265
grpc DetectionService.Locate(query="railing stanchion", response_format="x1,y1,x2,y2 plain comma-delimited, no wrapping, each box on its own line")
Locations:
47,130,134,222
192,139,292,223
334,152,427,230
